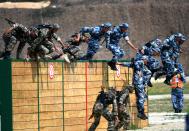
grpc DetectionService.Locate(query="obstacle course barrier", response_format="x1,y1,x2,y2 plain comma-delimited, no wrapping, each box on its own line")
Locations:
0,60,148,131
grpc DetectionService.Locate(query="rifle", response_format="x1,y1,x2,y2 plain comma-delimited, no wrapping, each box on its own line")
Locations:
5,18,15,26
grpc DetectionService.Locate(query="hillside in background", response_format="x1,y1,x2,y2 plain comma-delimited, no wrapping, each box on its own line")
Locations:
0,0,189,73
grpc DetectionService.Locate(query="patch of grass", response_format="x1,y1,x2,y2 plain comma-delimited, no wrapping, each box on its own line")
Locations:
149,98,189,112
148,82,189,95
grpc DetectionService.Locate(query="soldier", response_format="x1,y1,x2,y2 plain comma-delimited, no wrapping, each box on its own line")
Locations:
170,63,185,113
63,32,91,61
80,22,112,60
89,87,118,131
1,23,29,59
35,23,64,59
133,55,150,120
136,38,162,87
158,33,187,85
107,23,138,70
115,85,134,130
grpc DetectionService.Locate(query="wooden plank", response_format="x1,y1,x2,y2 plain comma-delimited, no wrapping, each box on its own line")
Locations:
12,83,38,91
13,114,38,122
13,90,37,99
40,104,63,112
38,82,62,90
12,75,38,83
13,105,38,114
40,97,62,105
40,118,63,127
13,129,38,131
13,98,38,107
40,126,63,131
40,111,63,120
13,121,38,130
64,87,100,97
64,95,96,104
64,101,94,111
40,89,63,97
64,81,102,89
12,62,37,68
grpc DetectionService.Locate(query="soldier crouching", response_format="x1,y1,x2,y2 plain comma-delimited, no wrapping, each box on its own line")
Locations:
89,87,118,131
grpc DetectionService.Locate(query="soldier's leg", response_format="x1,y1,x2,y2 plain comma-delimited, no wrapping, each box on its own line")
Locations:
122,110,131,130
81,40,99,60
88,114,101,131
143,67,152,87
171,89,178,113
135,84,148,119
107,44,124,70
102,108,115,131
176,88,184,113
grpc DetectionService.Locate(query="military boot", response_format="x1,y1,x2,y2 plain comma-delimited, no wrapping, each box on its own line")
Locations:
154,71,165,80
137,112,148,120
107,61,117,71
147,81,153,87
164,76,171,85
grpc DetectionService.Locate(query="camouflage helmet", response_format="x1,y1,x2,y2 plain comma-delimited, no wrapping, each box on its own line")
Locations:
83,32,91,38
174,32,187,41
101,22,112,28
52,23,60,29
120,23,129,29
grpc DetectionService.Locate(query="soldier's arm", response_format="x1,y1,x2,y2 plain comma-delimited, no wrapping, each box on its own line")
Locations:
124,36,138,51
52,33,64,47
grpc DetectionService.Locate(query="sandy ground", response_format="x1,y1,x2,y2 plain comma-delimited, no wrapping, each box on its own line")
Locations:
128,94,188,131
129,112,186,131
0,1,50,9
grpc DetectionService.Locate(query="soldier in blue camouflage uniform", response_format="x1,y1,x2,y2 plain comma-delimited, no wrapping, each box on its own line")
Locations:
1,23,29,59
118,56,150,120
89,87,118,131
135,38,162,87
80,22,112,60
158,33,187,85
107,23,137,70
133,55,149,119
115,85,134,130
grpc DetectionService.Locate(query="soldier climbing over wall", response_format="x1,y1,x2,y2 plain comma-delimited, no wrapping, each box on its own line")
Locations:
0,19,30,59
79,22,112,60
61,32,91,62
107,23,138,70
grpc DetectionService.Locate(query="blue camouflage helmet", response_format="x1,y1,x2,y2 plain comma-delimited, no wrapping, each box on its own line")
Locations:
120,23,129,29
174,33,187,41
101,22,112,28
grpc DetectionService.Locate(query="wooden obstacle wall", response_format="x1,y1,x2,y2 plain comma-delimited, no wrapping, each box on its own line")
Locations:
0,61,148,131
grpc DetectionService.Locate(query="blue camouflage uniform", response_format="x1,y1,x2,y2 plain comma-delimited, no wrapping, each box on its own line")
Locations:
107,23,131,62
133,56,150,116
160,33,187,83
80,23,111,60
171,63,185,113
135,39,162,86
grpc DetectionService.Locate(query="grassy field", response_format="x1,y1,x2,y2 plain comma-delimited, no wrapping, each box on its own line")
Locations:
148,82,189,95
149,98,189,112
